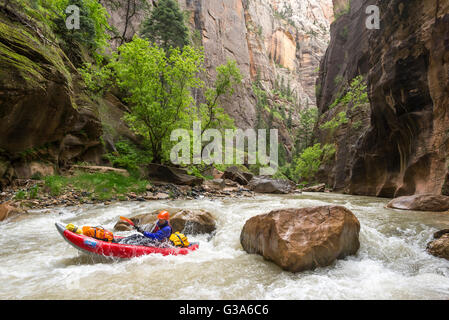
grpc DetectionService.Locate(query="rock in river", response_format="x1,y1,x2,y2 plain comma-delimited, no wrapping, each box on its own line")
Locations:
0,201,26,221
247,176,296,194
386,194,449,212
114,208,216,235
427,234,449,261
240,206,360,272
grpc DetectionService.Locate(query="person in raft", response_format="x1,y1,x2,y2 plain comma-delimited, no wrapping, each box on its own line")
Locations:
117,210,173,247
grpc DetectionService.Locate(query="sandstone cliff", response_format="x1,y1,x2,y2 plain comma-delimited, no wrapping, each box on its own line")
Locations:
0,0,334,186
314,0,449,197
103,0,333,158
0,4,105,186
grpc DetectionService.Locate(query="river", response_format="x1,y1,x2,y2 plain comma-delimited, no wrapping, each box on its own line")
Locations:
1,192,449,299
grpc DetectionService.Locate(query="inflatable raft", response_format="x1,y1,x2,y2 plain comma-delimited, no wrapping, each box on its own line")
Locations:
55,222,199,259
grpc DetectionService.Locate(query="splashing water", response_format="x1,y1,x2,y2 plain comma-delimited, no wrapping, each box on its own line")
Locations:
0,193,448,299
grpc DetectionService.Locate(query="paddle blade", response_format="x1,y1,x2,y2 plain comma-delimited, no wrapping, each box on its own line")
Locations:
119,216,135,226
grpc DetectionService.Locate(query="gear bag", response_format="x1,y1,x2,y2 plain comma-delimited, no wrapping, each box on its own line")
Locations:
169,232,189,247
82,226,114,242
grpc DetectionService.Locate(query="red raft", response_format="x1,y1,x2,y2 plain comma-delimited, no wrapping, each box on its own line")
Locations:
55,222,199,259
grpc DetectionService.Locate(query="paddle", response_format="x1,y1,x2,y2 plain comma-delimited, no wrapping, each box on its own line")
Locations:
119,216,158,233
119,216,135,227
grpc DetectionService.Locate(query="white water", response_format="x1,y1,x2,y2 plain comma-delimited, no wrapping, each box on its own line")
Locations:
1,193,449,300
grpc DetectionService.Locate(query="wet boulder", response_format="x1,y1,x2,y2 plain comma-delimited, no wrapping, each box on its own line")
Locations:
0,201,26,221
240,206,361,272
170,209,216,235
386,194,449,212
248,176,296,194
114,208,216,234
427,233,449,260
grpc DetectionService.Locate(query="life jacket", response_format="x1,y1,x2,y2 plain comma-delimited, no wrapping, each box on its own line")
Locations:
82,226,114,242
169,232,190,247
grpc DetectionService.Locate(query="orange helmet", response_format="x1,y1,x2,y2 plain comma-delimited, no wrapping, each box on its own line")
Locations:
157,210,170,220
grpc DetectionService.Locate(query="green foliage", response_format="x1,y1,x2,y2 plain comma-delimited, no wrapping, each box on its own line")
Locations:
109,36,204,163
322,75,368,133
13,189,27,200
43,175,66,196
334,1,351,20
52,0,111,62
199,59,242,134
320,111,349,131
329,75,368,111
294,107,318,156
252,80,268,129
43,172,147,200
140,0,190,51
107,36,242,164
292,143,323,183
104,140,152,175
291,143,336,183
78,62,112,95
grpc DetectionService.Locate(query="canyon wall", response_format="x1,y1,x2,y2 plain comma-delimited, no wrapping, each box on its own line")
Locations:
104,0,333,157
0,0,333,185
314,0,449,197
0,5,105,186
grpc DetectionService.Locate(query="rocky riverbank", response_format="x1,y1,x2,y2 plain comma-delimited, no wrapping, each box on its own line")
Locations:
0,178,256,212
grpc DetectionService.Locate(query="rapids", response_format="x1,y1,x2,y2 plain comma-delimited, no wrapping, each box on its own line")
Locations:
1,193,448,299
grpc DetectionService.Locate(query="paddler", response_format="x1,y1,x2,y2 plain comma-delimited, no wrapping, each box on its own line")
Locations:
135,210,172,242
117,210,173,247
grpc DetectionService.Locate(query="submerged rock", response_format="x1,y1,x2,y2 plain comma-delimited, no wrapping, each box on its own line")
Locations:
386,194,449,212
240,206,360,272
427,234,449,261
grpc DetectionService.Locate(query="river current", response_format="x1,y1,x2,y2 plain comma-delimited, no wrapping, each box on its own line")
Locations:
1,192,448,299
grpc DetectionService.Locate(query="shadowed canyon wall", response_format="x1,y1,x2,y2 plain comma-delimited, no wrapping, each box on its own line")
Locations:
314,0,449,197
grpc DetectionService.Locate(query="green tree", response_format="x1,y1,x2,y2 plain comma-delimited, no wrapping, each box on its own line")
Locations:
199,60,242,134
294,107,318,156
53,0,110,62
110,36,204,163
140,0,189,51
293,143,323,183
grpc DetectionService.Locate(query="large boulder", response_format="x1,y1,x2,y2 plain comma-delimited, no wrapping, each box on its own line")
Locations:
427,234,449,260
170,209,216,235
248,177,295,194
386,194,449,212
147,164,203,186
222,166,253,185
0,201,26,221
240,206,361,272
114,208,216,235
